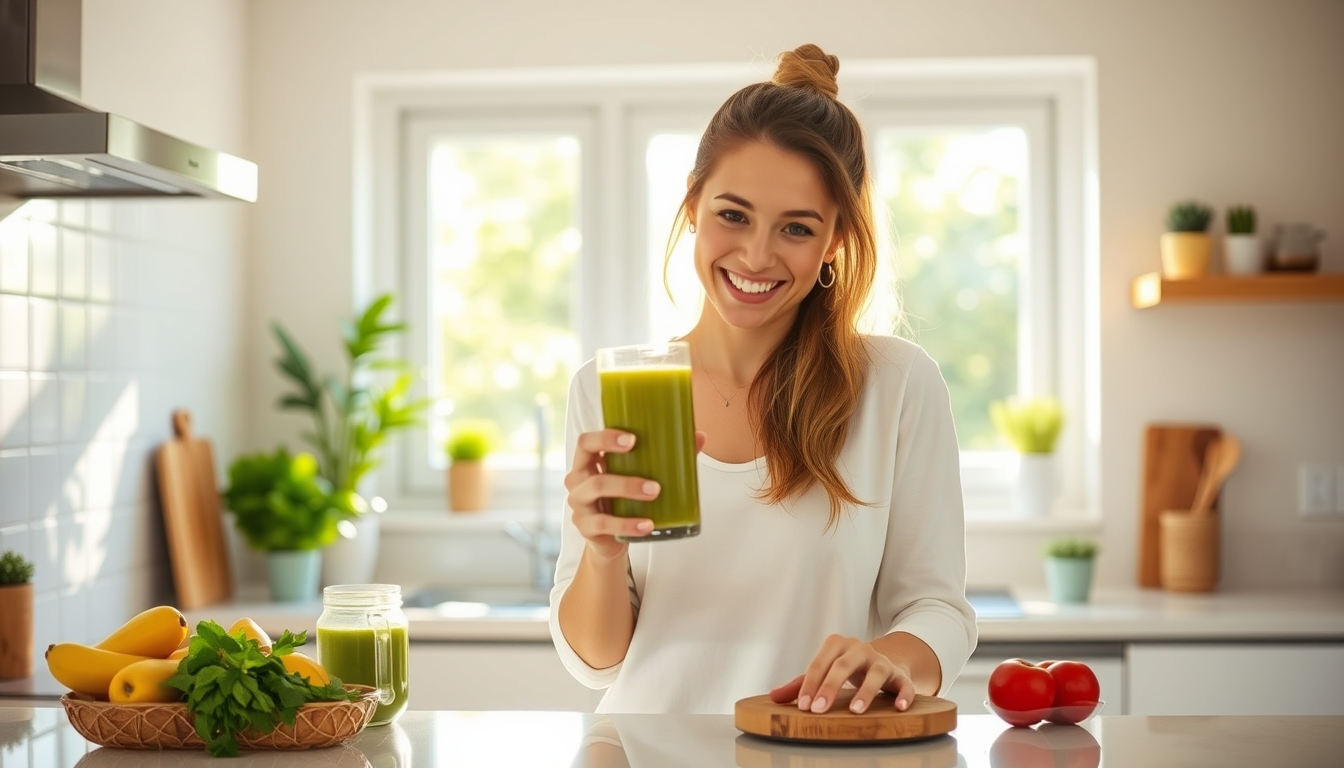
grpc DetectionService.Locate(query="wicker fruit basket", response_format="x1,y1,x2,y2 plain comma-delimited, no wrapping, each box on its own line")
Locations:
61,684,379,750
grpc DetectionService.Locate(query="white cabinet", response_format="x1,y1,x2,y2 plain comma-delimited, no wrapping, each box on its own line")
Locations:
1127,643,1344,715
408,643,603,712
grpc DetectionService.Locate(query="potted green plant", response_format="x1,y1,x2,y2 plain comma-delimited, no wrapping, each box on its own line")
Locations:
446,419,496,512
991,396,1065,519
1224,205,1261,275
272,293,427,585
0,551,34,680
1161,201,1214,279
221,449,340,602
1044,537,1099,604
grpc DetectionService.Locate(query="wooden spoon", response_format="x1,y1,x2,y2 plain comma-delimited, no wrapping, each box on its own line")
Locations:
1189,435,1242,516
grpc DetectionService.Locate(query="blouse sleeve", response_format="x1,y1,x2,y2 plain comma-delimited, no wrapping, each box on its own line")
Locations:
547,363,633,689
871,347,979,697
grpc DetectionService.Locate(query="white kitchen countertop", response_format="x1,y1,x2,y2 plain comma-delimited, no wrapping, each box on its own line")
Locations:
4,587,1339,701
183,586,1344,644
1,702,1341,767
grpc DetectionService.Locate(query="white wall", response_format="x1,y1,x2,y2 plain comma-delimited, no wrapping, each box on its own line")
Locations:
243,0,1344,591
0,0,249,644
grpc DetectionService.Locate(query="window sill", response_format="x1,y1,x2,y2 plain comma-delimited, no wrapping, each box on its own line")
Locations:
380,508,1102,535
966,514,1102,534
380,508,548,534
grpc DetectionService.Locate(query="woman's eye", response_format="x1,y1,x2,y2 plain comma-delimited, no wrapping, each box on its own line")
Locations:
784,223,814,237
718,210,746,224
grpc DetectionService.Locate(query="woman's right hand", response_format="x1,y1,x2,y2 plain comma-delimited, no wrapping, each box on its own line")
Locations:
563,429,705,562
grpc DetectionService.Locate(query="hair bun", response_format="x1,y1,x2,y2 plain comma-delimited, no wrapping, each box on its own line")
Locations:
772,44,840,99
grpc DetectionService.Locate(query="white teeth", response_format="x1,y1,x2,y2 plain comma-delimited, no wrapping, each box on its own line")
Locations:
726,270,780,294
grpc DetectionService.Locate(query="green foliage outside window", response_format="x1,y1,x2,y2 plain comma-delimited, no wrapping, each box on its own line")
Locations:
430,137,580,457
877,130,1024,449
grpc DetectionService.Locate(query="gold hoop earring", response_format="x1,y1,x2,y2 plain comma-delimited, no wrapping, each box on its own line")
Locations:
818,261,836,289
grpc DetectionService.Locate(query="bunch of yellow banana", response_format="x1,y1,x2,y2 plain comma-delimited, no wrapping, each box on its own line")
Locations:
46,605,189,701
46,610,332,702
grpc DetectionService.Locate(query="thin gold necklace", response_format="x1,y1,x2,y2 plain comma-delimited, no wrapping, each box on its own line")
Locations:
693,346,750,407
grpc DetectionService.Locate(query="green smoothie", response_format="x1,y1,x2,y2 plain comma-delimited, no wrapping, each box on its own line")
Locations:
599,365,700,540
317,625,409,726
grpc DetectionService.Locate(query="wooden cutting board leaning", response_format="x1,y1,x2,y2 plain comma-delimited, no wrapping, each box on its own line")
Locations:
1137,423,1222,588
156,409,233,609
735,692,956,743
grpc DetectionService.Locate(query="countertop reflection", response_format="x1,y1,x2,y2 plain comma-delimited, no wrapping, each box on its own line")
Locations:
1,703,1340,767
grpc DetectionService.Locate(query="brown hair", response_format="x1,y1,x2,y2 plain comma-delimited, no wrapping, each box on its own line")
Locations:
668,44,878,526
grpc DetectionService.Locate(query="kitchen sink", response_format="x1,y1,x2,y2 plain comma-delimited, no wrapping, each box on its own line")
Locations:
403,585,552,618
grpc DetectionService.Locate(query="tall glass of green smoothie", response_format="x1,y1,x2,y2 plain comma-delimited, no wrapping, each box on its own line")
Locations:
597,341,700,541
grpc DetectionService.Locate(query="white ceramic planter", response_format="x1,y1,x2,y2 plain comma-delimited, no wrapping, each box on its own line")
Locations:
1224,234,1262,275
322,512,381,587
1015,453,1056,519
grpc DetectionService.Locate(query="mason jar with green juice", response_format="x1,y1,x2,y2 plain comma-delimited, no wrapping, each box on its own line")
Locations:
316,584,409,726
597,341,701,541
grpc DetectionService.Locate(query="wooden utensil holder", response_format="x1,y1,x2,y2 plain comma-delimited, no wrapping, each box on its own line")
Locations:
1159,510,1219,592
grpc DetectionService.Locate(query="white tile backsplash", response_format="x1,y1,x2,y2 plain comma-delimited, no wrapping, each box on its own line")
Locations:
0,452,29,526
59,303,86,370
0,215,28,293
0,372,30,448
59,375,85,444
88,237,114,303
28,297,57,372
28,516,59,593
27,373,59,446
0,190,244,649
59,230,87,300
27,449,58,521
28,221,58,297
0,293,28,369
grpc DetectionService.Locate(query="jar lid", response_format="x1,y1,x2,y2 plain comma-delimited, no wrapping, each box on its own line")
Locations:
322,583,402,608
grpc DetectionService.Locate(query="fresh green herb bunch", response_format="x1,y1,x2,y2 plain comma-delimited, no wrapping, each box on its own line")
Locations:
1166,201,1214,233
1045,537,1098,559
0,550,34,585
990,397,1065,454
1226,205,1256,235
165,620,357,757
446,419,497,462
221,449,341,551
273,294,428,519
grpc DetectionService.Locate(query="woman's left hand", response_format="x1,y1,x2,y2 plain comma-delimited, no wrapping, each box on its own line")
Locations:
768,634,916,715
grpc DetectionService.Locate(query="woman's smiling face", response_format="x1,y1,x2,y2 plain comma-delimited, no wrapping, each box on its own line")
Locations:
689,140,840,334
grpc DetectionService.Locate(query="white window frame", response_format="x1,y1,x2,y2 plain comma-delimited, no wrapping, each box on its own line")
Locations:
354,58,1099,522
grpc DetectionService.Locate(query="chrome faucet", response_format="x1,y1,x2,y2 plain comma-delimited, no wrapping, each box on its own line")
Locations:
505,394,561,593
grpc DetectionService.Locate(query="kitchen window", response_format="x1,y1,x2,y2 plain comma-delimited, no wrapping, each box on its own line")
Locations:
360,59,1098,521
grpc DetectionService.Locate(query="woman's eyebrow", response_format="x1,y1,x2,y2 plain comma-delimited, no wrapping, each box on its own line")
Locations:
714,192,825,223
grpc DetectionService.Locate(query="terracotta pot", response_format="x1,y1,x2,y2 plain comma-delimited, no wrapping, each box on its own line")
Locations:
0,583,34,680
449,461,490,512
1160,232,1211,279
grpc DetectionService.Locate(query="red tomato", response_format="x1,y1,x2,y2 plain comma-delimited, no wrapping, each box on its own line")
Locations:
987,658,1055,727
1043,660,1101,724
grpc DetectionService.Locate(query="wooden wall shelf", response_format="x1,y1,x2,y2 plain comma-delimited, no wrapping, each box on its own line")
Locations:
1131,272,1344,309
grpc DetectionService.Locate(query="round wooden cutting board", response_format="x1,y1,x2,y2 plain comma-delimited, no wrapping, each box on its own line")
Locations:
735,691,957,744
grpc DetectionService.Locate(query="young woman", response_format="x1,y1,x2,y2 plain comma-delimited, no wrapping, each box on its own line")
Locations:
550,44,977,715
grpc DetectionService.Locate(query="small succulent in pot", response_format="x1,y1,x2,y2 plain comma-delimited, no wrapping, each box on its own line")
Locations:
1226,205,1256,235
1161,201,1215,278
0,551,34,585
1166,201,1214,233
1044,537,1099,559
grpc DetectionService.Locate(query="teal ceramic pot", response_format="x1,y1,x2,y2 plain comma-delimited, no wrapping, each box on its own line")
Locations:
1045,556,1095,604
267,549,322,602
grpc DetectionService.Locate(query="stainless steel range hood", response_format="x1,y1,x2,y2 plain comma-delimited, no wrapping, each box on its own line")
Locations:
0,0,257,201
